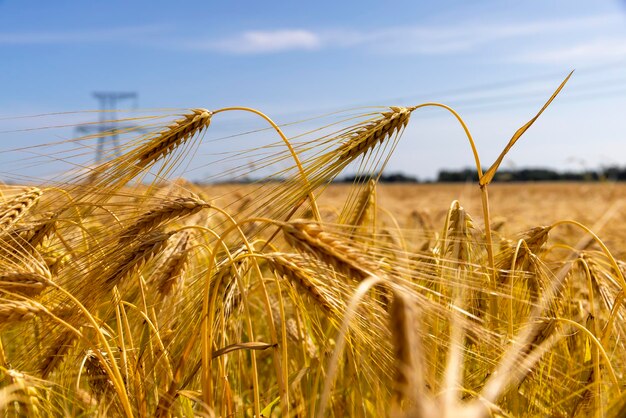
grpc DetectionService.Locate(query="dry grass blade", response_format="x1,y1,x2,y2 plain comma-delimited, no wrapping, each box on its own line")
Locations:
389,289,431,417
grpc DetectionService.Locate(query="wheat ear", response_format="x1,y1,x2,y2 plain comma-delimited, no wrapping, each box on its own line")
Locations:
267,253,337,313
282,220,380,279
119,197,210,244
136,108,212,168
346,178,377,234
0,188,43,233
154,231,191,297
84,350,116,398
103,231,173,290
335,106,414,163
0,272,50,297
0,299,46,325
39,330,76,378
7,369,42,416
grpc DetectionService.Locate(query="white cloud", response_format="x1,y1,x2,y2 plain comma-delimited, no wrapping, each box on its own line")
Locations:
187,29,321,54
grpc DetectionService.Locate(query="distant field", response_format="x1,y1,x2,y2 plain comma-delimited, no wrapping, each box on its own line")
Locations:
206,182,626,252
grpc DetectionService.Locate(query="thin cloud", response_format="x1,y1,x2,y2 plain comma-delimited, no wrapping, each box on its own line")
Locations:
185,13,623,55
514,39,626,64
0,24,168,45
324,14,625,55
1,13,622,58
197,29,321,54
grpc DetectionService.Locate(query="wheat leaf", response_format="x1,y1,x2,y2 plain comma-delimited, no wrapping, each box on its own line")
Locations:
480,70,574,186
212,341,276,358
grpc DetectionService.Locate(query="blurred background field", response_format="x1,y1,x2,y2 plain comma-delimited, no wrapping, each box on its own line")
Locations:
209,182,626,253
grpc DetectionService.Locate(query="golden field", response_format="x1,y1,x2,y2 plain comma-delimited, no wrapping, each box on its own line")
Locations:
259,182,626,230
210,181,626,256
1,82,625,416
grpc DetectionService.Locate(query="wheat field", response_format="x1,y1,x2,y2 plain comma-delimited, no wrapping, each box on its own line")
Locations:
0,73,625,417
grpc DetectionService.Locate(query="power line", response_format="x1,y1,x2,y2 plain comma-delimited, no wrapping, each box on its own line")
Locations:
268,59,626,121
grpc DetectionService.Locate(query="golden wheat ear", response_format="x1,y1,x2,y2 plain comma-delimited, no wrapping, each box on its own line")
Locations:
0,188,43,233
84,109,212,190
118,196,211,245
0,272,49,297
0,299,47,325
266,252,338,314
134,108,212,169
334,106,414,163
282,219,381,279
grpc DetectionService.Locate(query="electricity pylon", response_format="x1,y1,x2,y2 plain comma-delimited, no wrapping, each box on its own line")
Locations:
76,92,140,165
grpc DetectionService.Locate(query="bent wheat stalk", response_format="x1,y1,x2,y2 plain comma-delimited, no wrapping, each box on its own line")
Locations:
212,106,321,221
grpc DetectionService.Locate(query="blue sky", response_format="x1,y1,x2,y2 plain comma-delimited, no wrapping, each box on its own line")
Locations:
1,0,626,180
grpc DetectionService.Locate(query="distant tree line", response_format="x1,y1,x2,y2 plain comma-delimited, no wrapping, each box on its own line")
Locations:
337,167,626,183
337,172,419,183
436,167,626,182
203,167,626,184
